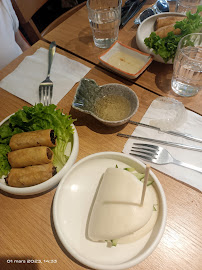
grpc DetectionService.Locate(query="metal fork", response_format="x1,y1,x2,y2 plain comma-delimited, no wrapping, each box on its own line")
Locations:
130,143,202,174
39,41,56,106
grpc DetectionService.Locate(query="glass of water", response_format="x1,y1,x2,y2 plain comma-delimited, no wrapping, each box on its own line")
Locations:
175,0,201,14
171,33,202,97
87,0,122,49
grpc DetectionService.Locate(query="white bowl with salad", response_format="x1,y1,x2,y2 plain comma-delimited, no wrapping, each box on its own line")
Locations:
136,7,202,63
0,104,79,196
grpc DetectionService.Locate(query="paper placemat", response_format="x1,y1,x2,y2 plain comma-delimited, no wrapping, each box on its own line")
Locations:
123,100,202,191
0,48,91,105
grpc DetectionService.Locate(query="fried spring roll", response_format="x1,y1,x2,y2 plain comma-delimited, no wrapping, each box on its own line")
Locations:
9,129,56,150
5,163,57,187
155,16,185,30
155,24,181,38
8,146,53,168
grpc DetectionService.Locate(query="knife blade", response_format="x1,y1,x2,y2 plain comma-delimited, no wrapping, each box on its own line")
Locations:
129,120,202,143
120,0,146,28
117,133,202,152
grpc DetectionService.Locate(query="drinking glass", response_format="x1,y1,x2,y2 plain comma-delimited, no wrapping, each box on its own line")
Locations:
87,0,122,49
175,0,201,14
171,33,202,97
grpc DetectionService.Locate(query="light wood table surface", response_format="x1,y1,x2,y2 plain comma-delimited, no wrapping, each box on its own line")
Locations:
44,0,202,115
0,40,201,270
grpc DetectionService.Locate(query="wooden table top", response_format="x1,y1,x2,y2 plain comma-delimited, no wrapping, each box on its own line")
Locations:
44,0,202,115
0,40,201,270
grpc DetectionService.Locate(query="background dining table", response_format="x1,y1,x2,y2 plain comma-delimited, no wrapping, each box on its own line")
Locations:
43,0,202,115
0,2,202,270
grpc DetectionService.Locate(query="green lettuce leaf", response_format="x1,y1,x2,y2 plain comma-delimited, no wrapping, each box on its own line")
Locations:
124,167,145,180
0,144,11,177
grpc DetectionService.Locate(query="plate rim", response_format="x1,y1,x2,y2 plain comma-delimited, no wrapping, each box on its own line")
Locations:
53,151,167,270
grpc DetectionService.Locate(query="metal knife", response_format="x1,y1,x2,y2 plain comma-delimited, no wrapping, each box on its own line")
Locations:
117,133,202,152
129,120,202,143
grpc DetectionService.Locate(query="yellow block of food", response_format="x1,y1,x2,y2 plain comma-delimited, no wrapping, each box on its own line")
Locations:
155,16,185,30
155,23,181,38
6,163,57,187
9,129,56,150
8,146,53,168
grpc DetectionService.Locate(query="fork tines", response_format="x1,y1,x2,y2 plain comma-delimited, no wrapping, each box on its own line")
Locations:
39,82,53,106
130,143,159,161
132,143,159,150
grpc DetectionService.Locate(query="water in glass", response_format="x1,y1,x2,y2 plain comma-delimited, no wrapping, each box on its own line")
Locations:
87,0,121,49
175,0,201,14
171,33,202,97
89,10,120,48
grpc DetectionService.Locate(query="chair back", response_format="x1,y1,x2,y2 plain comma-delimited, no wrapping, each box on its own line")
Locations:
11,0,48,24
11,0,86,44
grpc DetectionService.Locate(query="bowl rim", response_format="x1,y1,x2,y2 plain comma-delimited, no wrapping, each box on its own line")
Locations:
53,151,167,270
98,41,153,77
0,113,79,196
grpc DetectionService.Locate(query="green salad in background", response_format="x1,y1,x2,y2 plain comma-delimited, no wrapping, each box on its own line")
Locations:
0,104,75,178
144,6,202,63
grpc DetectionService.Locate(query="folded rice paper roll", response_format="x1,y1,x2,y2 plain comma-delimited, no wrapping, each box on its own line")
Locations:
9,129,56,150
88,168,155,242
155,16,185,30
155,24,181,38
8,146,53,168
5,163,57,187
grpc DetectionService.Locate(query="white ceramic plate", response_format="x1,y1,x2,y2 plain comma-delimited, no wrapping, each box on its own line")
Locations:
0,114,79,196
53,152,167,270
136,12,186,64
98,41,153,79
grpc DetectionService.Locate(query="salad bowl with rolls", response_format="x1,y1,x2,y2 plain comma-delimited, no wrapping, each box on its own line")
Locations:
0,103,79,195
136,6,202,63
136,12,186,63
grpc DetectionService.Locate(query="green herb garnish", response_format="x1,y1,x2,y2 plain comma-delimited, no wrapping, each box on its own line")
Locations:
124,167,145,180
111,239,118,247
153,204,158,211
124,167,135,172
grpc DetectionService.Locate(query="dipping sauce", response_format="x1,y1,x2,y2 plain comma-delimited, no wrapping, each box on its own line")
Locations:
94,95,131,121
107,51,145,74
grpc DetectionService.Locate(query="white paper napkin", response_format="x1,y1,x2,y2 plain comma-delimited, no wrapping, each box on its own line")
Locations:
123,100,202,191
0,48,91,105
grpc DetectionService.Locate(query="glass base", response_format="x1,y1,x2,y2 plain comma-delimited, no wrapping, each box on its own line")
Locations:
94,37,116,49
171,79,199,97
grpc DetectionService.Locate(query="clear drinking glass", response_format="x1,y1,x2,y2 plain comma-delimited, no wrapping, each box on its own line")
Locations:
87,0,122,49
171,33,202,97
175,0,201,14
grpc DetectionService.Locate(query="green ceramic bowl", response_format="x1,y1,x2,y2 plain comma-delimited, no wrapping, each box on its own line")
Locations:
72,78,139,126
